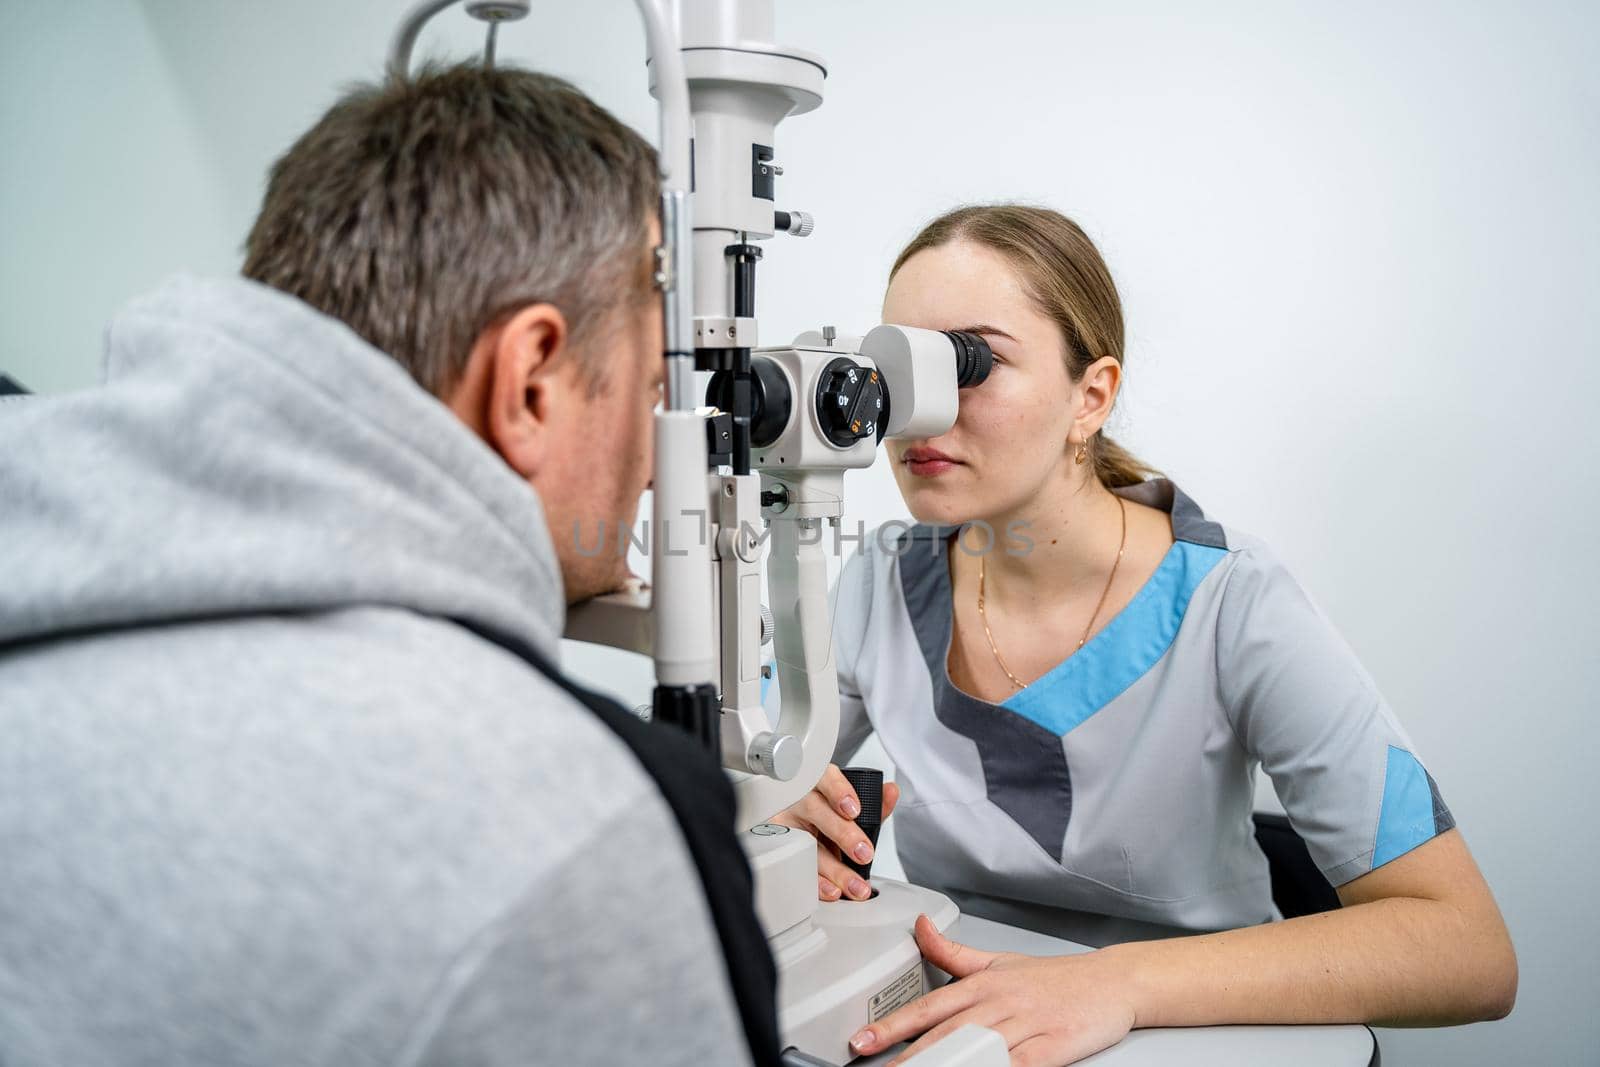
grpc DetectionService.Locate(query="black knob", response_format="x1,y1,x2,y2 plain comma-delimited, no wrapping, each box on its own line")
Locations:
706,356,792,450
840,766,885,883
815,357,886,448
704,411,734,468
651,683,720,755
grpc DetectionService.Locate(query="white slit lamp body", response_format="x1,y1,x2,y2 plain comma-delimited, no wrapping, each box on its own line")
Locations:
390,3,1007,1064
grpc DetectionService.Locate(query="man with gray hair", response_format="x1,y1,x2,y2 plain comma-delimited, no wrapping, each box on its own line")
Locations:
0,64,777,1066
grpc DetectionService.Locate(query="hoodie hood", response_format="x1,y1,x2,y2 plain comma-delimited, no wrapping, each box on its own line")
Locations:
0,275,566,658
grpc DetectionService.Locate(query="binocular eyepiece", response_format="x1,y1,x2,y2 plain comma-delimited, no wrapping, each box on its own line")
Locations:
942,329,994,388
707,327,993,454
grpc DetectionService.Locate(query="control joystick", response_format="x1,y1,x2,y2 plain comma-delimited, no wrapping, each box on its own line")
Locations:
840,766,885,895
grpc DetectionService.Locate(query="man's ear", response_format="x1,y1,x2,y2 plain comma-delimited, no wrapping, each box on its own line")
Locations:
478,303,572,481
1073,355,1123,438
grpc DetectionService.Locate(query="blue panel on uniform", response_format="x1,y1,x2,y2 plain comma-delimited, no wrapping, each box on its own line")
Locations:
1374,745,1437,867
1002,540,1227,736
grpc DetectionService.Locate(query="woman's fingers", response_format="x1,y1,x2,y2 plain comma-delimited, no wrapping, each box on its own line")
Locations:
773,809,851,900
818,842,874,900
1008,1035,1061,1067
884,1008,1009,1066
815,763,863,819
764,808,806,832
912,912,1002,979
848,977,983,1057
821,763,901,825
778,764,903,901
796,786,877,866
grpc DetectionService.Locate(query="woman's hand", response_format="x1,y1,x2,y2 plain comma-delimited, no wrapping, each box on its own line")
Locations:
851,915,1138,1067
767,763,900,901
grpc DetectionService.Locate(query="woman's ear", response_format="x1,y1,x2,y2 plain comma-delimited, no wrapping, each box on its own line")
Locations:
1072,355,1123,438
483,303,572,481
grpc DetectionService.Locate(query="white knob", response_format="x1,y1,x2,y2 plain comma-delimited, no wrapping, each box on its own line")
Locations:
751,732,802,781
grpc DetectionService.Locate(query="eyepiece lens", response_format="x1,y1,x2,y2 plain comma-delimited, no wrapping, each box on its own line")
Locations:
944,330,993,387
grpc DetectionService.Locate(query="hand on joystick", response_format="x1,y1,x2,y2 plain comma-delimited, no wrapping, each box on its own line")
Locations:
839,767,885,894
767,762,900,901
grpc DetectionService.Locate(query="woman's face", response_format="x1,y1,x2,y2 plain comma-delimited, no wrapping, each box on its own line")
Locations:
882,239,1079,527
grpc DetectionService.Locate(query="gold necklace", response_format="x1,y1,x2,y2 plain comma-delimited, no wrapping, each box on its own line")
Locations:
977,494,1127,692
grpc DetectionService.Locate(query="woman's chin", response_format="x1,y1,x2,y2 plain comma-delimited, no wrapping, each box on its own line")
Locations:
901,486,981,528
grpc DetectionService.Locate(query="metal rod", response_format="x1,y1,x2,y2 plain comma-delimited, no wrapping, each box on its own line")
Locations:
387,0,461,81
660,190,696,410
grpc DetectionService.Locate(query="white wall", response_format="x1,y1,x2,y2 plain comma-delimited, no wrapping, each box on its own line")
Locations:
4,1,1597,1063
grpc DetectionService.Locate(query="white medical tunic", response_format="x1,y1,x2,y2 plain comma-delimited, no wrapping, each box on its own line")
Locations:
777,480,1453,942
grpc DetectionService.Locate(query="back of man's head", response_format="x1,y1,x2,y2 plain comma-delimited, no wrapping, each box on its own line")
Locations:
242,63,659,398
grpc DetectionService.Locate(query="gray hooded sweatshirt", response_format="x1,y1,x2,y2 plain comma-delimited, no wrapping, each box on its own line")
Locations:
0,276,752,1066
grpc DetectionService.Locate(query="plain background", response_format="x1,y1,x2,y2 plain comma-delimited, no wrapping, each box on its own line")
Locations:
3,1,1596,1063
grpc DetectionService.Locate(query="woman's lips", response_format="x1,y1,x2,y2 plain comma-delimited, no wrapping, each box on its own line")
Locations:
903,447,960,478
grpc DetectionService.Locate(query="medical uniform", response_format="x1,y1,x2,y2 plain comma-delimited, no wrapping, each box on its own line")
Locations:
793,479,1454,942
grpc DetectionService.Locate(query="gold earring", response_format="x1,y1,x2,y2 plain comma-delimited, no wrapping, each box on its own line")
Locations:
1074,439,1088,465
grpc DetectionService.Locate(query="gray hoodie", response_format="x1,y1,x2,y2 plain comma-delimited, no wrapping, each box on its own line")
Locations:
0,276,752,1066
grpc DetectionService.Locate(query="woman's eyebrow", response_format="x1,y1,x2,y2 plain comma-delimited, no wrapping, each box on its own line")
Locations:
953,323,1017,343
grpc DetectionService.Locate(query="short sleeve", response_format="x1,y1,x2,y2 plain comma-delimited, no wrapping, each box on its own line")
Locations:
1215,544,1455,886
759,542,876,766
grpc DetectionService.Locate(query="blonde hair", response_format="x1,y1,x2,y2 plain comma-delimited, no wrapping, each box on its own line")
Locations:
889,204,1159,488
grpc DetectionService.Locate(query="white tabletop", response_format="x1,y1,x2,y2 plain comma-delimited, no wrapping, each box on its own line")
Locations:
856,915,1376,1066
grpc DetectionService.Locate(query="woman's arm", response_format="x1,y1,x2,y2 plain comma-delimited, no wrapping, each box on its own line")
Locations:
1122,828,1515,1029
856,828,1515,1067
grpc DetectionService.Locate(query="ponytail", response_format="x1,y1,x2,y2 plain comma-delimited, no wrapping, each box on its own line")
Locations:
1090,433,1160,489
